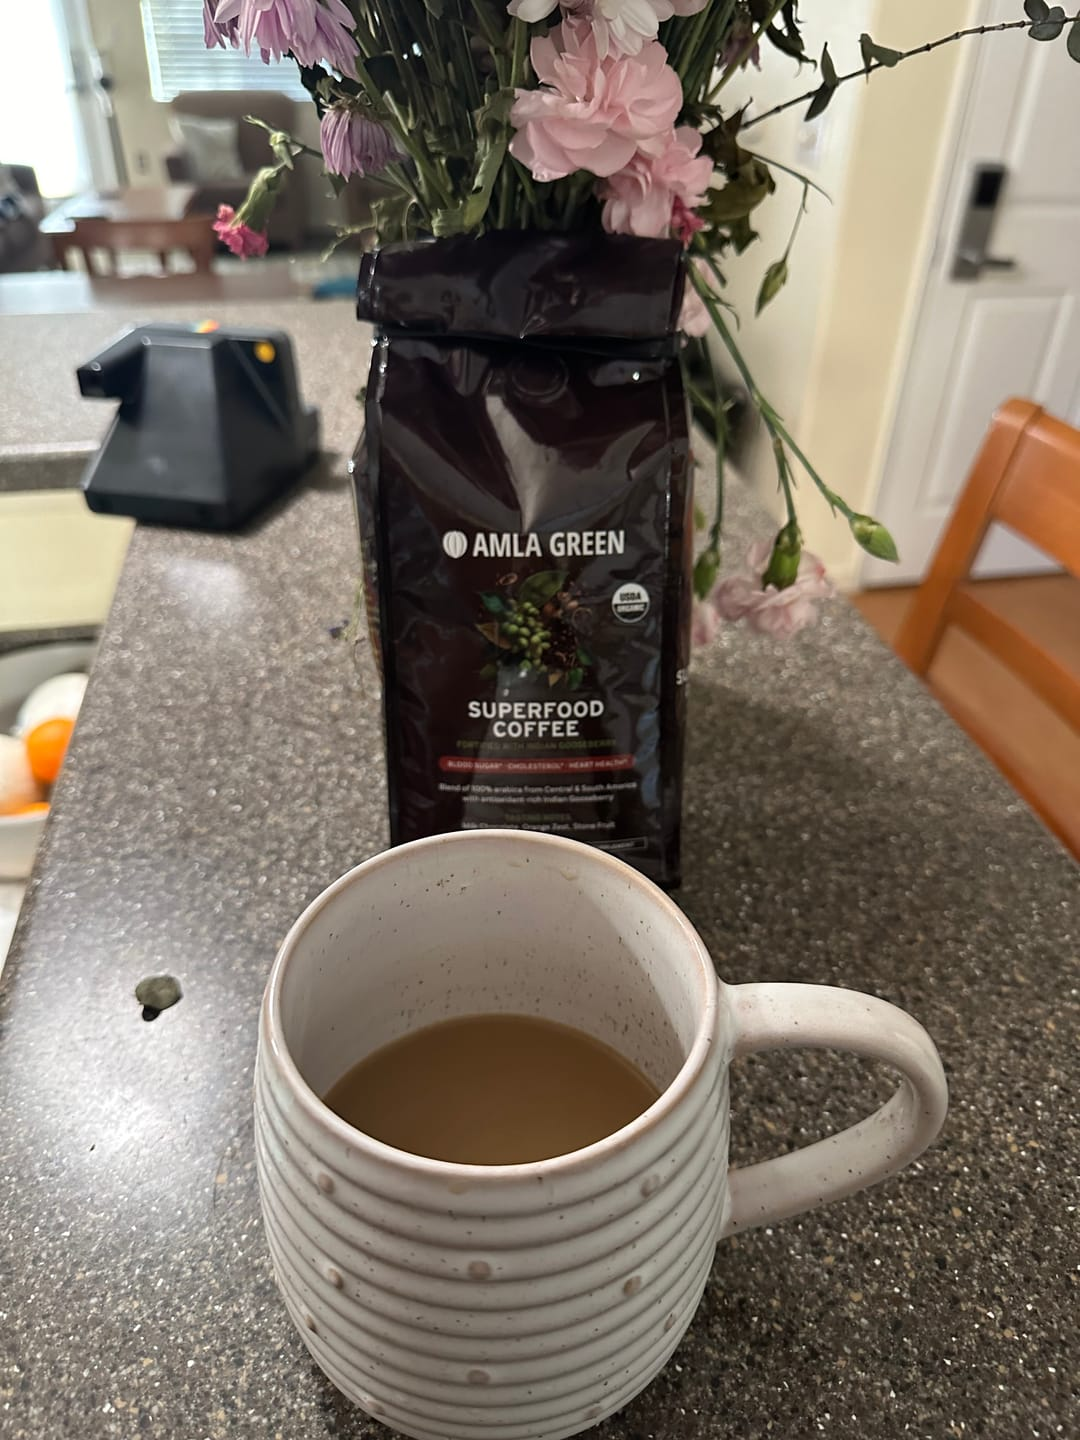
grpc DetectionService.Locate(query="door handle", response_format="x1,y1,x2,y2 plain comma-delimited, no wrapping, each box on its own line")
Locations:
955,248,1017,277
952,164,1016,281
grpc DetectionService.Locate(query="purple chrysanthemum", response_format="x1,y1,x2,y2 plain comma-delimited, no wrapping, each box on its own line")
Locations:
203,0,239,47
213,0,358,78
319,106,402,178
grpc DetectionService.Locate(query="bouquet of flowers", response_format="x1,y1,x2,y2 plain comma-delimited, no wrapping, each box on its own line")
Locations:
206,0,1080,633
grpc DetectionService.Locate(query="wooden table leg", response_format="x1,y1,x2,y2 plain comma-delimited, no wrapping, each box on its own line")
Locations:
49,231,72,270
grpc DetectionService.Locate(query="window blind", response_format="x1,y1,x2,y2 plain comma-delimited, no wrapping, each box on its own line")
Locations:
141,0,309,102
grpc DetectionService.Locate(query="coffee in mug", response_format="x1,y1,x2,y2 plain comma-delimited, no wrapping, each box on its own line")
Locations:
256,830,947,1440
323,1013,662,1165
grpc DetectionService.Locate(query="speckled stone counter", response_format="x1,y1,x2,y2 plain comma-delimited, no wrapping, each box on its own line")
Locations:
0,299,356,493
1,299,1077,1440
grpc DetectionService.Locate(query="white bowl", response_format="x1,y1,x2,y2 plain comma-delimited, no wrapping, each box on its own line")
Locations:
0,641,96,880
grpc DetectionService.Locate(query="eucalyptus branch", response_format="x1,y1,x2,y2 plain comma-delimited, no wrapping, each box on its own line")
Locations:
744,15,1080,129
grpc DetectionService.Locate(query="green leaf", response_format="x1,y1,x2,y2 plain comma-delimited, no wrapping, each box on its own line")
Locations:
802,42,839,121
859,33,902,71
268,131,296,169
371,191,412,243
756,257,789,315
1024,0,1050,19
850,514,899,562
480,593,506,614
319,223,368,261
758,0,807,64
1069,17,1080,59
1029,5,1066,39
517,570,567,609
727,215,759,254
693,548,720,600
575,646,592,667
693,504,707,531
432,89,515,236
805,83,835,121
701,158,775,223
567,667,584,691
476,88,516,138
476,621,514,650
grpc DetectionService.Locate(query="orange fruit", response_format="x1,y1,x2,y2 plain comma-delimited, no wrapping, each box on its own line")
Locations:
25,717,74,786
12,801,49,816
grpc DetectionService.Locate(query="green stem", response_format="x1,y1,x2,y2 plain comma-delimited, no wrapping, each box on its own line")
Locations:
451,0,484,113
677,6,726,100
472,0,511,85
711,0,787,97
496,170,514,229
381,90,454,208
499,18,530,228
744,16,1080,129
771,435,799,529
781,182,809,263
690,250,851,527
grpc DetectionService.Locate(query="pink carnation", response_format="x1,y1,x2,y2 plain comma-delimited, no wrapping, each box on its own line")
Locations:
691,599,720,648
678,258,712,336
599,125,712,238
708,540,832,638
509,0,708,57
212,204,269,259
679,283,710,337
509,20,683,181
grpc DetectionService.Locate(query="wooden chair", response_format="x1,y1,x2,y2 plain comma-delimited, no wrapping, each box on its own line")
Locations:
66,215,215,277
895,397,1080,857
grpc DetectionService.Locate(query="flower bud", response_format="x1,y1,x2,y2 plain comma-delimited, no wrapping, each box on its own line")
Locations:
850,514,899,562
761,521,802,590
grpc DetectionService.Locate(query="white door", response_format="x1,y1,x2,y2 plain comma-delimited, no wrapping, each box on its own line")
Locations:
864,0,1080,585
0,0,121,198
56,0,126,191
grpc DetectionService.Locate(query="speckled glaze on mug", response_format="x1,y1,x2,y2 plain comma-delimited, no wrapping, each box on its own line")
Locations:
255,831,947,1440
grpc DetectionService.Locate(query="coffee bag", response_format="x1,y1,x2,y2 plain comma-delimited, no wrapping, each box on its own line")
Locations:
354,232,691,885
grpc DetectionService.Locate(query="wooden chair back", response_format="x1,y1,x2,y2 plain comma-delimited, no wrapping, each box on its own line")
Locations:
895,397,1080,856
70,215,215,277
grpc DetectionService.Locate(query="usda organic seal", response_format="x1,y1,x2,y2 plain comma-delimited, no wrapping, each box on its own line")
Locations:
611,582,649,623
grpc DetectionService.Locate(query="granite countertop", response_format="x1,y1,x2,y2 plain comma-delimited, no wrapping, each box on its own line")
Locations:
0,296,348,492
1,300,1077,1440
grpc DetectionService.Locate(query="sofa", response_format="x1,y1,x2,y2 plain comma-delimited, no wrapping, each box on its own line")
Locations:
0,164,49,273
165,91,307,250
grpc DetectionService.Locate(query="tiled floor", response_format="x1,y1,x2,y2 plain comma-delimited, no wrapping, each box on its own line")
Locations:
0,882,25,976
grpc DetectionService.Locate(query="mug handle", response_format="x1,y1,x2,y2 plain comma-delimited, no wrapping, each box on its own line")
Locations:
720,983,948,1237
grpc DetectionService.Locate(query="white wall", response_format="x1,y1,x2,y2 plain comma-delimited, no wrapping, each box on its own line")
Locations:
717,0,977,589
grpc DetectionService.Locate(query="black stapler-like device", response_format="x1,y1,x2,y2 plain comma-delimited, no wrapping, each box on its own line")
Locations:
78,322,319,529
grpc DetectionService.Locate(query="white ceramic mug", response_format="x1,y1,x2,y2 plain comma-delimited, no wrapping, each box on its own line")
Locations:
255,831,947,1440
